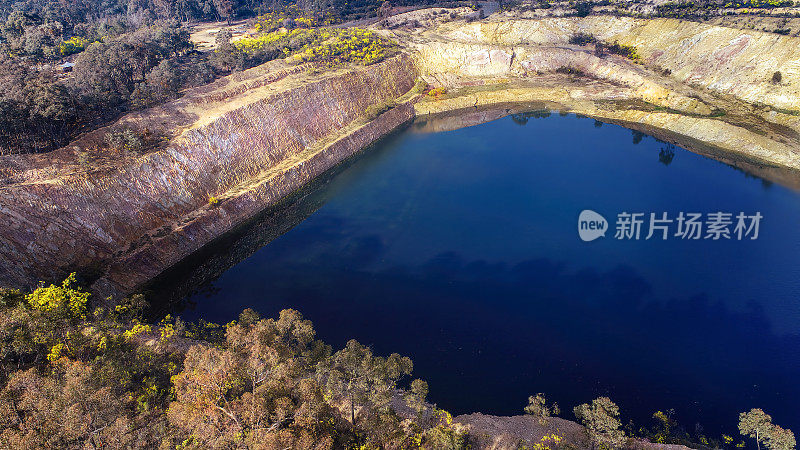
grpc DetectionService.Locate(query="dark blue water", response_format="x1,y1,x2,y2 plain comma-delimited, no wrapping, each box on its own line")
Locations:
172,112,800,438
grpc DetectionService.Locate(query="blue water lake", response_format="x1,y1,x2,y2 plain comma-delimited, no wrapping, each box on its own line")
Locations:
160,111,800,438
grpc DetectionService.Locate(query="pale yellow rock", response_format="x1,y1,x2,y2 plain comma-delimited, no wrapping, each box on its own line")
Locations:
425,17,800,110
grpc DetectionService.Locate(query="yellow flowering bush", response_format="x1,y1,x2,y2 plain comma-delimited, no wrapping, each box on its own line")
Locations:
254,8,317,33
421,409,470,448
530,433,564,450
47,343,67,362
159,314,178,342
252,6,341,33
235,27,397,66
295,16,316,27
427,87,447,99
59,36,89,56
123,323,152,340
299,29,395,66
724,0,792,7
26,273,89,320
234,30,296,54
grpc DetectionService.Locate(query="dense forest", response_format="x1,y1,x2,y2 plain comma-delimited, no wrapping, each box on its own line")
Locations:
0,0,430,155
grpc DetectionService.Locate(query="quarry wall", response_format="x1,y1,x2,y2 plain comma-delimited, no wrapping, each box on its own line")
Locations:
2,16,800,296
0,55,417,295
427,16,800,111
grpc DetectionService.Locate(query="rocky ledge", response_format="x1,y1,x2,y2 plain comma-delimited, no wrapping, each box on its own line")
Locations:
456,414,693,450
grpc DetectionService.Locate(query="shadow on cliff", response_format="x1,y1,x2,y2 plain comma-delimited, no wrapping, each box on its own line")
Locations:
141,120,413,311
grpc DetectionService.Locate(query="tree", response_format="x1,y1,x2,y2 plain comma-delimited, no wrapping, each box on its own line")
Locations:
574,1,593,17
73,41,140,105
73,23,192,108
213,0,236,24
0,359,138,448
659,146,675,166
321,339,412,445
652,409,679,443
406,378,429,419
132,59,183,107
23,73,78,150
767,425,796,450
0,276,177,448
740,409,776,450
524,393,560,424
210,28,244,73
0,275,462,449
0,58,80,153
422,409,470,450
739,409,796,450
574,397,626,449
168,309,338,449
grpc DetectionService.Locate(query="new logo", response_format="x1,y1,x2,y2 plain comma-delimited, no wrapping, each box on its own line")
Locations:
578,210,607,242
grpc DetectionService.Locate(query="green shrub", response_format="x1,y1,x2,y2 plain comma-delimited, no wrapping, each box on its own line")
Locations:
556,66,586,76
104,128,145,153
411,78,429,94
59,36,89,56
569,32,596,46
596,40,642,62
364,99,397,120
573,1,594,16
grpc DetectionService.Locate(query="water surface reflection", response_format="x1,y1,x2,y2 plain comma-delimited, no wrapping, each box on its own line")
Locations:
149,111,800,437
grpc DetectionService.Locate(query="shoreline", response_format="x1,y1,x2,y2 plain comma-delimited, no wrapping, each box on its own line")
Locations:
416,100,800,190
93,97,418,299
2,15,800,297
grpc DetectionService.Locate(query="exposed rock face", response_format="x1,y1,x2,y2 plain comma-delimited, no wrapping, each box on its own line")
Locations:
407,15,800,171
0,55,416,294
424,16,800,111
414,41,710,115
456,414,694,450
2,15,800,295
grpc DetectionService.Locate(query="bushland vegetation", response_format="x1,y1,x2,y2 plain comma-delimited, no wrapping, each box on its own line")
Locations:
567,33,641,62
225,26,398,69
0,275,469,448
0,0,411,155
0,20,207,154
0,275,795,449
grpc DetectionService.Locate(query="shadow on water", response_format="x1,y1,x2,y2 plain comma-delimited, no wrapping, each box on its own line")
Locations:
142,122,412,318
143,108,800,437
159,218,800,437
